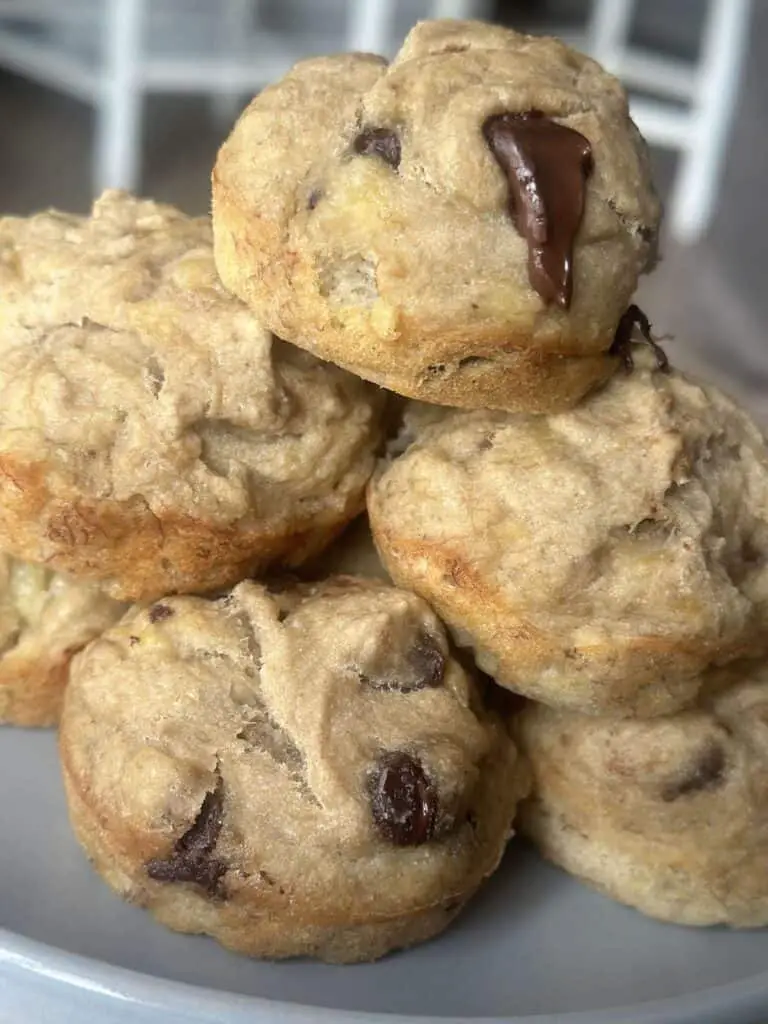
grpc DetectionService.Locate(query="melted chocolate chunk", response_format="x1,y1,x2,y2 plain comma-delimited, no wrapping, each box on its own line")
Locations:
610,303,669,373
368,752,437,846
353,128,401,169
149,603,174,623
483,111,593,309
147,777,227,895
660,743,726,802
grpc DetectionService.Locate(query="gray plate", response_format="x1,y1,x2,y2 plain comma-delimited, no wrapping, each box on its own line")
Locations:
2,728,768,1023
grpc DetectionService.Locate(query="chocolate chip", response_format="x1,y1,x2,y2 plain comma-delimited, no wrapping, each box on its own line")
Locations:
147,777,227,895
405,631,445,690
149,603,174,623
483,111,593,309
361,630,446,693
128,635,140,646
609,303,669,373
660,743,727,802
353,128,401,169
307,188,322,210
368,752,437,846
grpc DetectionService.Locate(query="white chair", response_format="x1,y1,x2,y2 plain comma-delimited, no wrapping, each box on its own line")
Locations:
0,0,749,242
0,0,488,195
582,0,752,243
0,0,305,192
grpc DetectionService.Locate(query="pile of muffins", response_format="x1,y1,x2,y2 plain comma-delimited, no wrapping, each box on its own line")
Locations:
2,20,768,964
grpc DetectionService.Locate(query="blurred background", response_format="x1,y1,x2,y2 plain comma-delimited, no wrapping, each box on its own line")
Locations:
0,0,764,413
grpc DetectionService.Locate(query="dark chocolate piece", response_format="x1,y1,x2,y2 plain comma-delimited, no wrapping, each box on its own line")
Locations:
610,303,669,373
149,603,174,623
147,777,227,895
361,630,445,693
483,111,593,309
368,752,437,846
353,128,401,169
660,743,726,802
307,188,322,210
405,631,446,691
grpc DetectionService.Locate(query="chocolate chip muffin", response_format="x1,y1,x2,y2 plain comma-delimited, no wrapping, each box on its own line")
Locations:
60,577,527,962
0,191,383,602
516,661,768,927
368,352,768,717
0,555,125,727
212,19,659,413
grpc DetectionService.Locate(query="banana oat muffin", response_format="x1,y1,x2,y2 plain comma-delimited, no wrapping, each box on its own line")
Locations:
0,191,383,601
516,662,768,926
369,354,768,716
213,19,659,412
60,577,527,962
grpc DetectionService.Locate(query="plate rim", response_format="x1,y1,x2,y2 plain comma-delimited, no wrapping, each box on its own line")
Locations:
3,924,768,1024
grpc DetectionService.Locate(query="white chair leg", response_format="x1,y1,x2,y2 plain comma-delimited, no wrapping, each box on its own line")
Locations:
210,0,253,126
584,0,634,71
94,0,145,193
346,0,394,54
668,0,752,243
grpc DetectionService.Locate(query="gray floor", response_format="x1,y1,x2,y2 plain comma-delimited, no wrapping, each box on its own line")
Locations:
1,3,767,417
